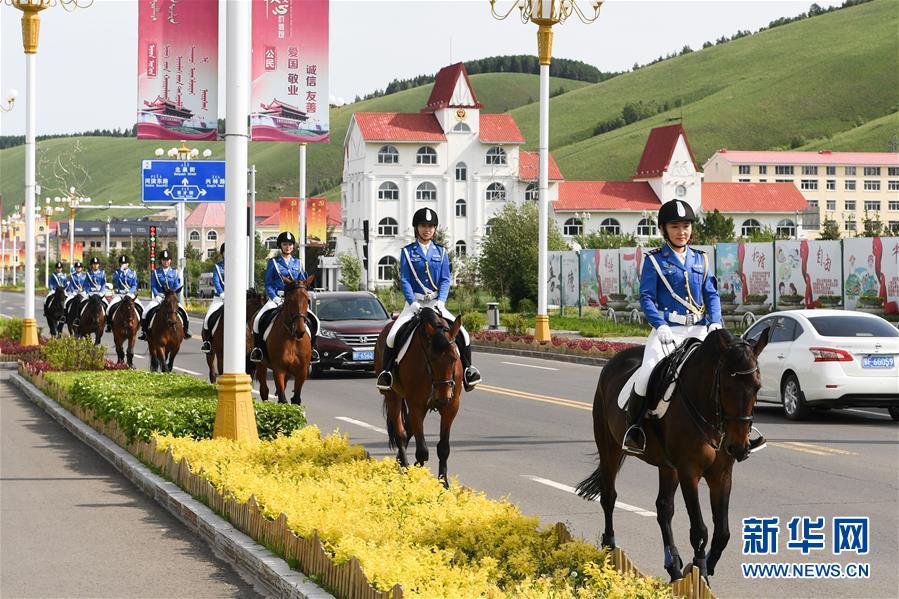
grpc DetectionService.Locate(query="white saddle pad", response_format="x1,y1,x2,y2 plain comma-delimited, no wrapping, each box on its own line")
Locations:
616,343,701,420
394,324,418,365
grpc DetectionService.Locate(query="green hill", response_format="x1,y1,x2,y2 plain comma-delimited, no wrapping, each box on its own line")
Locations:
0,73,587,218
798,111,899,152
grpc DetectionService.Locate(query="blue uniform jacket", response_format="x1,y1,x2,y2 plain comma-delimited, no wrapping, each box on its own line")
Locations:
113,268,138,294
264,255,306,300
399,242,451,304
85,269,106,293
66,272,87,294
49,272,67,292
639,244,721,329
150,267,181,296
213,261,225,296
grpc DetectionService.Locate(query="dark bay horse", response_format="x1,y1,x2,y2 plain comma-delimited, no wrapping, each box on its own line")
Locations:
255,277,314,404
375,307,463,488
72,294,107,344
148,288,184,373
44,287,67,337
576,328,770,583
207,289,264,383
111,295,140,367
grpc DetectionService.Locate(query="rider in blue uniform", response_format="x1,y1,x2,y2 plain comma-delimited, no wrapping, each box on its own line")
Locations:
200,243,226,353
249,231,320,363
44,261,68,312
376,207,481,393
64,260,88,323
139,249,191,339
622,199,765,456
106,255,142,331
69,257,107,325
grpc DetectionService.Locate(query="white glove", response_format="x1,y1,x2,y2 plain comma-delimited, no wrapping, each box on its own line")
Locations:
410,301,422,313
707,323,723,332
435,300,446,313
656,324,675,344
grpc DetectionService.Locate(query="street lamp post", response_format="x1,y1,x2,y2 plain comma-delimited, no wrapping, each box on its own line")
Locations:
491,0,603,341
0,220,7,286
53,188,90,265
43,199,54,288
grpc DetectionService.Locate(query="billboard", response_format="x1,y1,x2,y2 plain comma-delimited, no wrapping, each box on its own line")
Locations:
306,197,328,247
279,197,301,241
843,236,899,314
716,242,772,307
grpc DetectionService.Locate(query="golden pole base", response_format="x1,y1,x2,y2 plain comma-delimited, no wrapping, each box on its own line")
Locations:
214,373,259,441
534,314,551,342
20,318,39,346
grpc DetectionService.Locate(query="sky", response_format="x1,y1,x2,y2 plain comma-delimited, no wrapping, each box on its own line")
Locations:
0,0,840,137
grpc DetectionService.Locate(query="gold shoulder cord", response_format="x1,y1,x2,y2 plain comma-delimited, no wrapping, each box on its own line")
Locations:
683,253,707,316
423,247,441,292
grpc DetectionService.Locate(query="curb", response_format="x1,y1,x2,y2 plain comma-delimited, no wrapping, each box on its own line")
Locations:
8,372,334,599
472,344,612,367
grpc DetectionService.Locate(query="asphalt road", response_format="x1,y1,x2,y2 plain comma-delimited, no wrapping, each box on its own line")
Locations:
3,291,898,599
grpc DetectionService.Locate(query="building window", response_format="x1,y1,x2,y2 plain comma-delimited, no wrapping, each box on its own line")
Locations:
121,241,131,249
863,166,881,176
207,230,218,242
90,240,102,249
738,178,751,183
378,145,399,164
377,256,398,281
845,217,856,232
455,162,467,181
455,199,466,218
525,182,538,202
758,165,767,175
826,166,836,176
888,221,899,233
845,200,856,211
826,200,836,211
416,181,437,201
378,181,399,200
888,200,899,211
206,249,216,259
455,240,467,257
888,181,899,191
776,219,796,238
637,217,655,236
189,230,200,242
738,165,751,175
863,180,881,191
775,179,793,183
845,166,856,176
864,200,881,211
758,179,767,183
888,167,899,177
807,199,819,209
109,241,117,249
801,166,818,176
485,218,497,236
826,180,836,191
741,219,762,236
377,217,398,237
485,182,506,202
451,122,471,133
416,146,437,165
775,165,794,175
265,236,278,249
800,180,818,190
845,180,856,191
599,218,621,234
563,218,583,236
485,147,507,166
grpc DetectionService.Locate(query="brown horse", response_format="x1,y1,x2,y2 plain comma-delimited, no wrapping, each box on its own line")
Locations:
375,307,463,488
255,276,315,404
576,328,770,583
111,295,140,367
72,293,107,344
206,288,265,383
148,288,184,373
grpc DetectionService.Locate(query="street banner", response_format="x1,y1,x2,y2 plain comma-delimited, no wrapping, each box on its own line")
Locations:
561,251,579,307
306,197,328,247
251,0,329,142
59,241,84,264
844,237,899,313
279,197,301,241
547,251,562,306
137,0,219,140
619,246,644,303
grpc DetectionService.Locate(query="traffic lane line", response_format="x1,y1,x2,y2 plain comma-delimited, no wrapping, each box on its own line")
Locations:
768,441,856,456
524,475,656,518
335,416,388,435
846,408,892,419
500,361,559,371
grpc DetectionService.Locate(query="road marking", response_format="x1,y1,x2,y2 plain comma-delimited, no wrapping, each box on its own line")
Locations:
500,361,559,371
524,475,656,517
477,384,591,411
335,416,388,435
846,408,891,418
173,366,203,376
770,441,856,456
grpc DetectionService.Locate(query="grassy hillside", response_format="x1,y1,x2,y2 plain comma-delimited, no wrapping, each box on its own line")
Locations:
0,73,587,217
798,111,899,152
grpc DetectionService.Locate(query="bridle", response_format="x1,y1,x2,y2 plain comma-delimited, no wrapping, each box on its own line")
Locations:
281,283,309,339
161,291,179,331
418,315,458,409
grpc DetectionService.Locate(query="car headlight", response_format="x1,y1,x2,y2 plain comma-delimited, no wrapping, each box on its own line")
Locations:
319,328,338,339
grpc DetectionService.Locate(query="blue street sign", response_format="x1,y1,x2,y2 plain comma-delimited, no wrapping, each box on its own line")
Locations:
141,160,226,203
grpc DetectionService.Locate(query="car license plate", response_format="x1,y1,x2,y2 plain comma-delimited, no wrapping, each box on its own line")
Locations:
353,351,374,361
862,355,894,369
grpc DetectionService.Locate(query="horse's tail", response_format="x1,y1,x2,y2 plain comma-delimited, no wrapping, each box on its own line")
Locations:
383,397,408,450
575,467,603,501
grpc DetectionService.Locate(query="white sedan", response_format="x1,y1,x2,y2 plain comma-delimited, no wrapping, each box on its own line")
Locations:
742,310,899,421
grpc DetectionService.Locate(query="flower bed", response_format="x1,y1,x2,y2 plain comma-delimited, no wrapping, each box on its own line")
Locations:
473,331,637,358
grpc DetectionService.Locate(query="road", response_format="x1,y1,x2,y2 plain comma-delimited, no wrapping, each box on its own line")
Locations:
3,290,897,599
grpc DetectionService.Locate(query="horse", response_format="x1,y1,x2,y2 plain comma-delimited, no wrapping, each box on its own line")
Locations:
206,288,265,384
72,294,107,344
111,295,140,367
148,287,184,373
44,287,67,337
254,276,315,404
576,327,770,583
375,307,463,488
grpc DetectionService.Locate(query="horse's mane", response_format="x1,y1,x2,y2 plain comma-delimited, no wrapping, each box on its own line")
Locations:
698,328,756,374
420,307,452,352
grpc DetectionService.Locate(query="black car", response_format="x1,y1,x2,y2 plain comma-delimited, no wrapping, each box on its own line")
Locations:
312,291,393,375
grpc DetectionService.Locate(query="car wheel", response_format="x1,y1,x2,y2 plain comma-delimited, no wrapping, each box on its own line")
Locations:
888,407,899,422
781,373,810,420
310,364,324,378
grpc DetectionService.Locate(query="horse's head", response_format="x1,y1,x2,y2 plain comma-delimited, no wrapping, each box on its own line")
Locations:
282,276,314,338
706,327,770,462
418,307,462,406
161,287,182,326
51,286,66,308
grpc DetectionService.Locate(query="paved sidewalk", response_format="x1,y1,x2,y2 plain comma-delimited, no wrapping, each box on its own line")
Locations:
0,373,261,599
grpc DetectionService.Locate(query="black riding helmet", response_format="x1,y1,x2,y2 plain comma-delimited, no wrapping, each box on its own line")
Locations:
90,256,101,266
55,261,63,269
159,249,172,261
276,231,296,250
412,207,438,229
657,200,696,242
219,243,225,256
73,260,83,269
118,255,130,265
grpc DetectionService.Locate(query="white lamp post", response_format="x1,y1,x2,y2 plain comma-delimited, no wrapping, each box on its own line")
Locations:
55,188,90,266
43,199,54,288
0,220,7,286
491,0,603,341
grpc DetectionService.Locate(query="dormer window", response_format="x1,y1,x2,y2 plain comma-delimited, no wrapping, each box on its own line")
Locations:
416,146,437,165
486,147,507,166
452,122,471,133
378,145,399,164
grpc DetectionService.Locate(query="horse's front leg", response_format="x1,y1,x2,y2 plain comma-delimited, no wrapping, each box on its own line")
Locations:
115,337,125,364
166,348,178,373
206,350,217,384
679,469,710,580
127,330,135,368
657,467,685,581
256,365,269,401
407,404,428,467
705,460,734,577
291,363,307,405
273,369,288,403
385,393,409,468
435,396,460,488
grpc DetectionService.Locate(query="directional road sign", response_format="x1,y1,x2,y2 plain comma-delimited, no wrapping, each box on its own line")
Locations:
141,160,226,203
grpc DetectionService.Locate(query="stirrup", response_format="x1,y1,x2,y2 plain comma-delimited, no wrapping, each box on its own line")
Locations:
376,370,393,392
311,348,320,364
72,318,80,327
748,426,767,453
249,347,263,363
138,331,147,341
622,424,646,455
463,366,481,392
200,341,212,353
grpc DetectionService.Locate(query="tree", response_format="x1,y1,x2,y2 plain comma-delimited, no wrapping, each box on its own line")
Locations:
337,252,362,291
693,209,735,244
577,231,638,249
861,209,884,237
477,202,569,310
818,219,842,240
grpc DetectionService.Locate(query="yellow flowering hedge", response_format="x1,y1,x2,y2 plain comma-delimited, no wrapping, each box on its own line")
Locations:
158,427,669,598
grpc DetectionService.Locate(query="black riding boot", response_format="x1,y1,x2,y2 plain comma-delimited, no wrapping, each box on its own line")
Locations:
200,327,211,353
376,345,396,392
310,334,320,364
105,304,115,332
138,308,152,341
458,337,482,392
180,310,191,339
249,331,265,363
622,388,648,455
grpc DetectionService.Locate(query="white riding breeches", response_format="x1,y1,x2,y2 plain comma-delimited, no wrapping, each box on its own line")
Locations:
252,297,319,336
107,293,142,313
386,299,469,348
203,296,224,329
632,324,709,396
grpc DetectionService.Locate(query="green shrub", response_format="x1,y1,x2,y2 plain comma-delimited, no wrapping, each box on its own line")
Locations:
0,317,24,341
41,336,107,371
460,311,486,333
516,298,536,314
502,313,530,336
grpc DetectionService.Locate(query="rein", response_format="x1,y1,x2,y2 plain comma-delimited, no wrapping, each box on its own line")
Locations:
280,284,309,339
419,317,457,409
